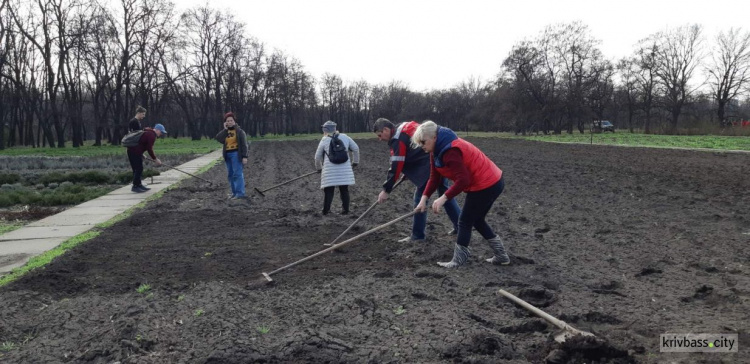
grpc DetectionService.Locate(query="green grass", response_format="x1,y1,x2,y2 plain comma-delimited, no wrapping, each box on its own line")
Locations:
0,341,16,352
0,185,112,208
445,131,750,151
393,306,406,315
257,326,270,334
3,130,749,156
508,132,750,151
0,221,24,235
194,309,205,317
0,231,100,287
0,133,355,157
136,283,151,294
0,137,220,157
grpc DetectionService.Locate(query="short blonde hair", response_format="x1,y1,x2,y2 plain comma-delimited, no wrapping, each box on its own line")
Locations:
411,120,438,149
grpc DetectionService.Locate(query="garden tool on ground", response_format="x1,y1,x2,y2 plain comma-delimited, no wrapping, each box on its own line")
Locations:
253,170,320,196
323,176,406,247
256,211,417,286
497,289,595,343
147,159,214,185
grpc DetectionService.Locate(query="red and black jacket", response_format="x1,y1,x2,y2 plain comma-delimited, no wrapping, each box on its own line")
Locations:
383,121,431,192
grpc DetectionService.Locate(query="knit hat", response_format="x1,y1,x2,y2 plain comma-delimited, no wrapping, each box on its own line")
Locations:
322,120,336,133
224,112,235,121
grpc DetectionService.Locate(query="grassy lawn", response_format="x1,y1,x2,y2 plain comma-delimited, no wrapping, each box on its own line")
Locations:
0,137,220,157
2,131,749,157
455,131,750,151
0,133,351,157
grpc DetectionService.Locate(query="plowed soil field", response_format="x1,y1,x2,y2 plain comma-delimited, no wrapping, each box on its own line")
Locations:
1,138,748,363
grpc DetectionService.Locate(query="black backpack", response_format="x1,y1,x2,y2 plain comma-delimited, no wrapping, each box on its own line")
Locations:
121,130,144,147
326,133,349,164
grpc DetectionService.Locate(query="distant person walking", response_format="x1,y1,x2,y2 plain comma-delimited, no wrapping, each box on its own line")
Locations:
129,106,147,132
413,121,510,268
127,124,166,193
216,112,248,200
373,118,460,242
315,121,360,215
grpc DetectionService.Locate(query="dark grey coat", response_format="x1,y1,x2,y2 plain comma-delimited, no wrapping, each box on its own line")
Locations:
216,127,249,160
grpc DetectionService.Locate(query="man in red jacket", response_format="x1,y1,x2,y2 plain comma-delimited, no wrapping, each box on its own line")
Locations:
127,123,166,193
373,118,460,242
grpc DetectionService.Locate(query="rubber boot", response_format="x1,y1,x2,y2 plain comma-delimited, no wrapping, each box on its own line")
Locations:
485,235,510,265
437,244,471,268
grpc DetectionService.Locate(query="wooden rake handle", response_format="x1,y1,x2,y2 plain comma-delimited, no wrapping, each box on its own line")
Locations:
326,177,407,246
256,170,320,194
497,289,568,330
266,211,417,277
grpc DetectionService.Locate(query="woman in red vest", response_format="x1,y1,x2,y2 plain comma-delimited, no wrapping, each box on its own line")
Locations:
413,121,510,268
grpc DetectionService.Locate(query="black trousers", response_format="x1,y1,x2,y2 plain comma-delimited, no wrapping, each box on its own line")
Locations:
127,150,144,187
323,185,350,214
457,177,505,247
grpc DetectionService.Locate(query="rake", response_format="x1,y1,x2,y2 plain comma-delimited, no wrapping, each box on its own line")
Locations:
497,289,595,343
148,159,213,185
255,211,417,286
254,170,320,196
323,176,406,247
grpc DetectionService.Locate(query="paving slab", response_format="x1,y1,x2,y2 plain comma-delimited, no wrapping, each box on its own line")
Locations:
0,238,65,255
0,254,34,274
27,213,116,227
0,149,222,275
76,199,145,208
0,225,92,241
49,206,131,216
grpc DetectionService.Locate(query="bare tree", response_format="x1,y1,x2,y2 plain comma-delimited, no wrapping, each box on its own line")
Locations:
706,27,750,126
651,24,704,132
633,40,658,133
616,57,639,132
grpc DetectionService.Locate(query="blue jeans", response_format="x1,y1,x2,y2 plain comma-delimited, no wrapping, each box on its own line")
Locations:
225,151,246,197
412,178,461,239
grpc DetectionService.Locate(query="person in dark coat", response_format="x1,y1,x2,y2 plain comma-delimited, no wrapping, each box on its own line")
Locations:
127,124,166,193
128,106,147,132
215,112,249,199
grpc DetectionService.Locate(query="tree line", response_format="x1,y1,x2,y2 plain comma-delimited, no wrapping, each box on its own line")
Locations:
1,0,749,149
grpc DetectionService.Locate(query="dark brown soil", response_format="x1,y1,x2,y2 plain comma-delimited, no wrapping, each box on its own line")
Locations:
1,138,748,363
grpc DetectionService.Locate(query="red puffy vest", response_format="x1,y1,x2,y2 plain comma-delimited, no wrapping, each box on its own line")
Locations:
435,138,502,192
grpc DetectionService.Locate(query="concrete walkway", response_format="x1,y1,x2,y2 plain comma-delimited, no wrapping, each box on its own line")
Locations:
0,150,222,275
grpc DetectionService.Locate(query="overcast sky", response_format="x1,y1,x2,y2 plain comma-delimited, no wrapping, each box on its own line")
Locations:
173,0,749,91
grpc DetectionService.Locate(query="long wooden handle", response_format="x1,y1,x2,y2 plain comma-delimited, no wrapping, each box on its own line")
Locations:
327,177,406,246
268,211,417,276
148,159,213,184
497,289,567,330
260,170,320,193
